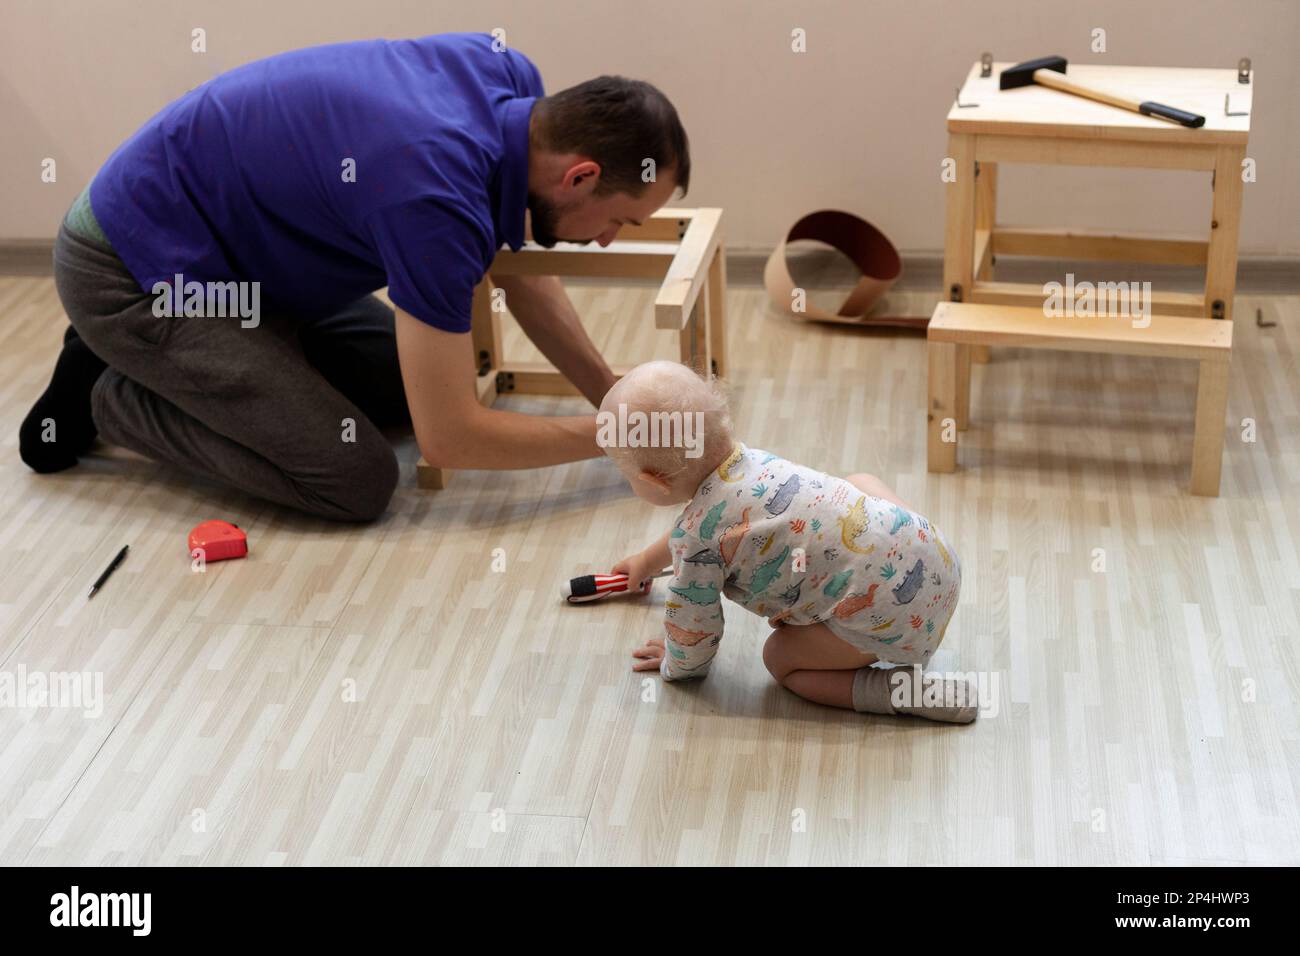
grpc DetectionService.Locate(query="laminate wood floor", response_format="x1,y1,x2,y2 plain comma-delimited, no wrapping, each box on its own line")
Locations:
0,275,1296,865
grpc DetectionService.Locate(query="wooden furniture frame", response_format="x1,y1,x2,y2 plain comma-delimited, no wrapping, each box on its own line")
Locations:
417,207,726,490
929,61,1251,495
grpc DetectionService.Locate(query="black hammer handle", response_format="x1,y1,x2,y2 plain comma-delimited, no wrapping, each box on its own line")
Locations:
1138,101,1206,128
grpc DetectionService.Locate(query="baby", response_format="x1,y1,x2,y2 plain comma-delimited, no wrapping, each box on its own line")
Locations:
601,360,978,723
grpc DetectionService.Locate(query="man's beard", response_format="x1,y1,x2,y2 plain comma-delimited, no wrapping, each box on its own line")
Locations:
527,191,562,248
527,192,591,248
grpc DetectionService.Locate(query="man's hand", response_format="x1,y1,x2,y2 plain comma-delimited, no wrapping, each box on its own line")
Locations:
631,638,665,672
394,306,601,470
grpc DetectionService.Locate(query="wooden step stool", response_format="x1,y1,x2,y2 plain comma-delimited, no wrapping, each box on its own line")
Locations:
416,207,727,490
926,302,1232,495
930,59,1252,496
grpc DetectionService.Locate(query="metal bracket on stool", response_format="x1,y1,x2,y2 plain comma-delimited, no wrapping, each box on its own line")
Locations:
1237,58,1251,84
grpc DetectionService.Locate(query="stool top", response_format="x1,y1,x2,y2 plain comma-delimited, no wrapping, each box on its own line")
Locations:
948,61,1252,144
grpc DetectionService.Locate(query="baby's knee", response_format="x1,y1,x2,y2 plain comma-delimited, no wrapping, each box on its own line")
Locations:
845,472,892,500
762,630,796,684
845,471,911,511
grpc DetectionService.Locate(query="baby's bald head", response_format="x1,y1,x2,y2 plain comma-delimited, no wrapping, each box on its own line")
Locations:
601,360,718,415
598,361,734,503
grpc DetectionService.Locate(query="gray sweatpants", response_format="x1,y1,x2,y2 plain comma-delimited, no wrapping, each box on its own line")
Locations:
53,223,408,520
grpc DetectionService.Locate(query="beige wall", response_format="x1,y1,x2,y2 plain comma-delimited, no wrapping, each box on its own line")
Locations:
2,0,1297,254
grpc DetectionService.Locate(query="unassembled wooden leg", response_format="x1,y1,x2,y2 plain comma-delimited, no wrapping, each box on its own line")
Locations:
928,341,959,473
706,245,727,378
955,345,971,431
1190,357,1230,496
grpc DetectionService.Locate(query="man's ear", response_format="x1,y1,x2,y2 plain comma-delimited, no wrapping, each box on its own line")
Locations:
635,469,673,494
563,160,601,194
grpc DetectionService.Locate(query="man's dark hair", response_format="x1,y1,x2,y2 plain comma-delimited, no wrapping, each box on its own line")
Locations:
533,76,690,197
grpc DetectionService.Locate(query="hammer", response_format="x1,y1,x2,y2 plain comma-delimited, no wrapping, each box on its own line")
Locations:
1000,55,1205,128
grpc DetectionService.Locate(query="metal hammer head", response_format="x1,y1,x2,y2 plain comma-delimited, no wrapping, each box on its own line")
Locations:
1000,55,1068,89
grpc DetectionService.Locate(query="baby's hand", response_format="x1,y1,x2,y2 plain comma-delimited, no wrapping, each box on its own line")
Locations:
631,638,665,672
611,552,655,596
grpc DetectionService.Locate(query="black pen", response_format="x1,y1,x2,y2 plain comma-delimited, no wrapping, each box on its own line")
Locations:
88,545,129,599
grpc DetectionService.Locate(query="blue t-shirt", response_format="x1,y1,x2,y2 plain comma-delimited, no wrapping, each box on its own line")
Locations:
90,33,543,332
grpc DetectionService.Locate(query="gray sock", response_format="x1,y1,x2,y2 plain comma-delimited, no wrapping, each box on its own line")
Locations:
851,665,979,724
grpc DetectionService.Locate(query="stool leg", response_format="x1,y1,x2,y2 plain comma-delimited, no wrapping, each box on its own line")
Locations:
471,277,502,373
707,245,727,378
943,133,977,437
943,133,977,303
972,160,996,366
416,459,449,490
955,345,971,430
699,294,712,375
928,341,959,473
679,296,710,375
1191,358,1229,496
1205,145,1246,323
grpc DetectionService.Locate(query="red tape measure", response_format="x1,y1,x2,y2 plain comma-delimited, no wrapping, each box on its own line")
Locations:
188,520,248,562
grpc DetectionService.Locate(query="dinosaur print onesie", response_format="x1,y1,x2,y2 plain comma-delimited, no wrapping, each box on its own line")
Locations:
660,444,961,681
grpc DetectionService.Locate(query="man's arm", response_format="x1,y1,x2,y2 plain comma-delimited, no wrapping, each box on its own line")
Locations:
395,307,602,470
489,273,617,406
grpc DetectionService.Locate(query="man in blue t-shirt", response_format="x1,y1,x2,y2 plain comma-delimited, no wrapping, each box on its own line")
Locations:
20,33,690,520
